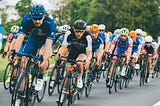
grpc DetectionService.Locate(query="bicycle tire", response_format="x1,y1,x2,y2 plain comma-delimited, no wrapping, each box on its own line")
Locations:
57,76,67,105
11,71,29,106
3,63,14,89
9,65,20,94
37,81,47,102
48,66,58,96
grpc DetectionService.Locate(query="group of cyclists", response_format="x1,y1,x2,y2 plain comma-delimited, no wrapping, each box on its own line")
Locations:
1,3,160,106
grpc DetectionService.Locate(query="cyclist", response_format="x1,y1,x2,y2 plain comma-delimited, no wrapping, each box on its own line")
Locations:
107,28,133,86
53,25,70,52
140,35,158,83
108,29,120,53
55,19,92,89
54,24,70,45
135,28,142,36
98,24,110,52
90,24,105,67
10,4,56,105
2,25,19,58
140,31,147,44
129,30,141,68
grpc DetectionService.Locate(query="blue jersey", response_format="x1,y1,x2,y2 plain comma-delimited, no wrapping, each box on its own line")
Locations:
19,14,56,44
132,36,141,54
113,36,133,55
92,33,105,52
109,34,116,42
20,14,56,55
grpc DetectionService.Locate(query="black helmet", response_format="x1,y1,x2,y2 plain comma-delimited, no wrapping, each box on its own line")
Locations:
74,20,86,30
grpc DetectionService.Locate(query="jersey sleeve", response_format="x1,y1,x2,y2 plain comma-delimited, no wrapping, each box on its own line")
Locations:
61,31,71,47
47,20,56,41
18,16,28,35
86,35,92,51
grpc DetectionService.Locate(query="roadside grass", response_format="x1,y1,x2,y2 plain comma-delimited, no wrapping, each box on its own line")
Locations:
0,57,9,82
0,57,56,82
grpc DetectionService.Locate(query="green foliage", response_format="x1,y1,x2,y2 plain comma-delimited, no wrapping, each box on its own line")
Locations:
55,0,160,38
15,0,32,17
3,19,22,35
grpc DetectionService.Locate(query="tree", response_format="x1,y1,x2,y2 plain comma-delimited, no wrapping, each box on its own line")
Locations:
15,0,32,18
57,0,160,38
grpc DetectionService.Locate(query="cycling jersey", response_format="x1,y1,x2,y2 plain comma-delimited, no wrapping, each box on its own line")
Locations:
109,34,118,42
141,42,157,54
62,29,92,60
132,36,141,54
6,33,17,43
92,33,105,53
54,33,64,45
19,14,56,55
112,36,133,55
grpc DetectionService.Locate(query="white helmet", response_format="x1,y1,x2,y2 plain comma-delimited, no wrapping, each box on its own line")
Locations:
145,35,153,42
62,25,70,32
114,29,120,36
135,29,142,34
10,25,19,33
157,36,160,41
99,24,106,30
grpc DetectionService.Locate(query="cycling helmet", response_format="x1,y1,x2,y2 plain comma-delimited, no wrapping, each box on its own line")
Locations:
10,25,19,33
135,29,142,35
141,31,147,37
145,35,153,42
30,4,46,19
99,24,106,30
107,31,112,36
119,28,129,36
129,30,137,38
90,24,99,33
62,25,70,32
114,29,120,36
74,20,86,30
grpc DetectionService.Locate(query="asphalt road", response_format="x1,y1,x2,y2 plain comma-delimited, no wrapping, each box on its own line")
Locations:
1,75,160,106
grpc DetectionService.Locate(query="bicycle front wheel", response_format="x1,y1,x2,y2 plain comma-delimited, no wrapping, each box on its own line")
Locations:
3,63,14,89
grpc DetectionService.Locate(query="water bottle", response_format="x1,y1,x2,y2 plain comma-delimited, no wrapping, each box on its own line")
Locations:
121,65,126,76
28,74,32,88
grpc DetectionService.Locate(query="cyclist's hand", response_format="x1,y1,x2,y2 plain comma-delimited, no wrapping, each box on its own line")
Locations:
84,59,90,70
55,53,60,61
96,59,100,67
2,52,7,58
39,59,48,70
9,50,16,62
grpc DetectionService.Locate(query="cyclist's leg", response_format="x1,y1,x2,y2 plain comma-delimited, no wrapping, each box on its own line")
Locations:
76,54,87,88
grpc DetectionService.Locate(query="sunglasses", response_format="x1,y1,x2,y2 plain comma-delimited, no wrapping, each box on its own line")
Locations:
75,30,84,33
120,35,127,37
32,16,43,20
146,42,151,44
99,30,104,32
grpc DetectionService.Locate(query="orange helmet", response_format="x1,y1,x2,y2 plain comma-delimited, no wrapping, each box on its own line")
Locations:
107,31,112,36
90,24,99,33
129,30,137,38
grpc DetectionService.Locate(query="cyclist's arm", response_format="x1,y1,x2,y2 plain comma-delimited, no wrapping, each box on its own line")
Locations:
43,39,53,61
96,44,104,61
126,38,133,64
13,33,25,52
3,42,10,53
86,35,92,62
109,37,116,54
56,31,70,57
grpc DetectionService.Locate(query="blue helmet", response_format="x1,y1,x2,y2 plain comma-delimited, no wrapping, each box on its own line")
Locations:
30,4,46,19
